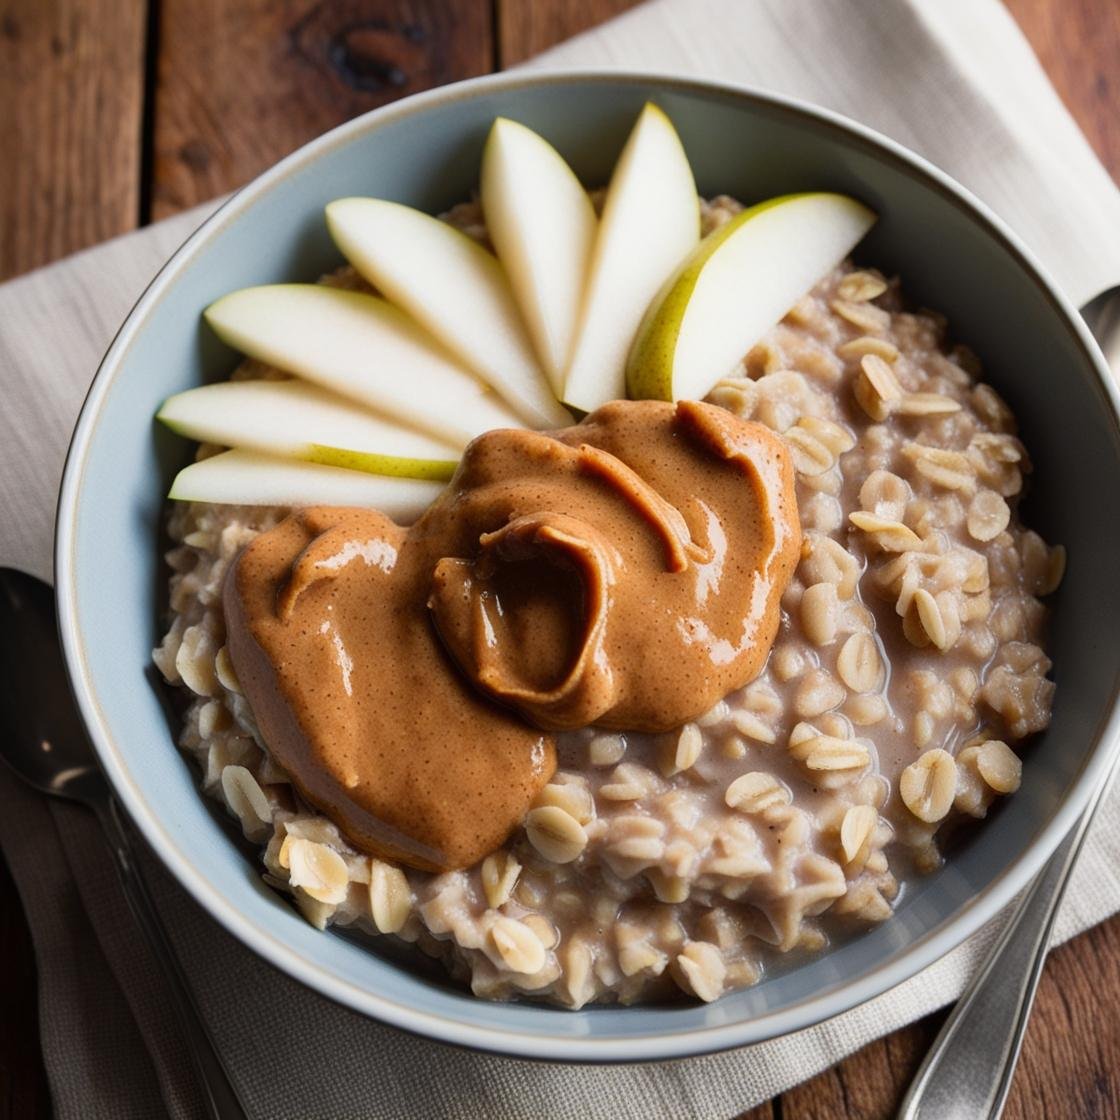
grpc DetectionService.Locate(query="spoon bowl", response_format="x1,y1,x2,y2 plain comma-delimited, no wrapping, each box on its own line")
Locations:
0,569,102,806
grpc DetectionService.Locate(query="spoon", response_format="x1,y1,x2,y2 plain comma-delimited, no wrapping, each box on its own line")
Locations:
0,568,248,1120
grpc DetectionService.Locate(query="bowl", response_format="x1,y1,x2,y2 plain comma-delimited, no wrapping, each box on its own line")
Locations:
55,70,1120,1061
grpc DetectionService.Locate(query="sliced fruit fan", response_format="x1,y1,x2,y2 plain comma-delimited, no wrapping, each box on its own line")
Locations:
160,104,876,518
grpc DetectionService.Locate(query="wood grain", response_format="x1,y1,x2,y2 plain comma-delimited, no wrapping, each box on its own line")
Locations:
496,0,644,66
1005,0,1120,185
1004,915,1120,1118
0,0,146,282
149,0,494,220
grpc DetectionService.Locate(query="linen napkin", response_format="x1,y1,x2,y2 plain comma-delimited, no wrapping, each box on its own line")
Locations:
1,1,1118,1116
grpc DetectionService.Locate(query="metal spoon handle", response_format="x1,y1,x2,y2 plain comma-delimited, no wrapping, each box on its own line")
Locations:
896,819,1086,1120
94,794,248,1120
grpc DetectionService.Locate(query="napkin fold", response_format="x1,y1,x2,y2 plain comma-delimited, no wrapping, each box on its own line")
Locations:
1,1,1119,1117
527,0,1120,309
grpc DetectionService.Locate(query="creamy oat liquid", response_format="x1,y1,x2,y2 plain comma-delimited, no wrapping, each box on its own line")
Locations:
224,400,800,871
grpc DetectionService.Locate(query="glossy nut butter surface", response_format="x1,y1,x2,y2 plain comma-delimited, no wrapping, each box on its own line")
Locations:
430,400,801,731
224,400,799,870
224,505,556,872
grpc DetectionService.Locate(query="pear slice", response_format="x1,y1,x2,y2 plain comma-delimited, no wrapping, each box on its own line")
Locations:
627,192,877,402
204,284,522,448
168,449,444,520
158,380,461,481
562,103,699,413
325,198,571,429
480,117,597,394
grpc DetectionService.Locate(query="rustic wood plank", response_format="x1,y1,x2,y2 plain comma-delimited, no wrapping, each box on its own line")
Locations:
0,0,146,281
496,0,644,66
1004,914,1120,1118
1004,0,1120,183
149,0,494,220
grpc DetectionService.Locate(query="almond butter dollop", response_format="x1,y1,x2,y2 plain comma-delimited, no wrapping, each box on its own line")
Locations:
224,400,799,871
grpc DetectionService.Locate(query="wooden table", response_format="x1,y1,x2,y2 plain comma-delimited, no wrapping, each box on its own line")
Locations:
1,1,1117,1116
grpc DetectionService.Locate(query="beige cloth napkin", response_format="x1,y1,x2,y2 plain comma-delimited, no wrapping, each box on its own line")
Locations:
1,1,1119,1116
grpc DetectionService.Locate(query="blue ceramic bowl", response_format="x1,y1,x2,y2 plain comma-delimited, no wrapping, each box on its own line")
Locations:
56,71,1120,1061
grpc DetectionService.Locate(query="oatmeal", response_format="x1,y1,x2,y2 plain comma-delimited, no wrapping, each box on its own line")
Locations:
155,196,1062,1008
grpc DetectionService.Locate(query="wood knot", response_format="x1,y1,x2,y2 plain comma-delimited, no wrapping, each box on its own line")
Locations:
326,21,425,92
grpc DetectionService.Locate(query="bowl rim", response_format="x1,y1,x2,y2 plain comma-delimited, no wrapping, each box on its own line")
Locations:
55,67,1120,1062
